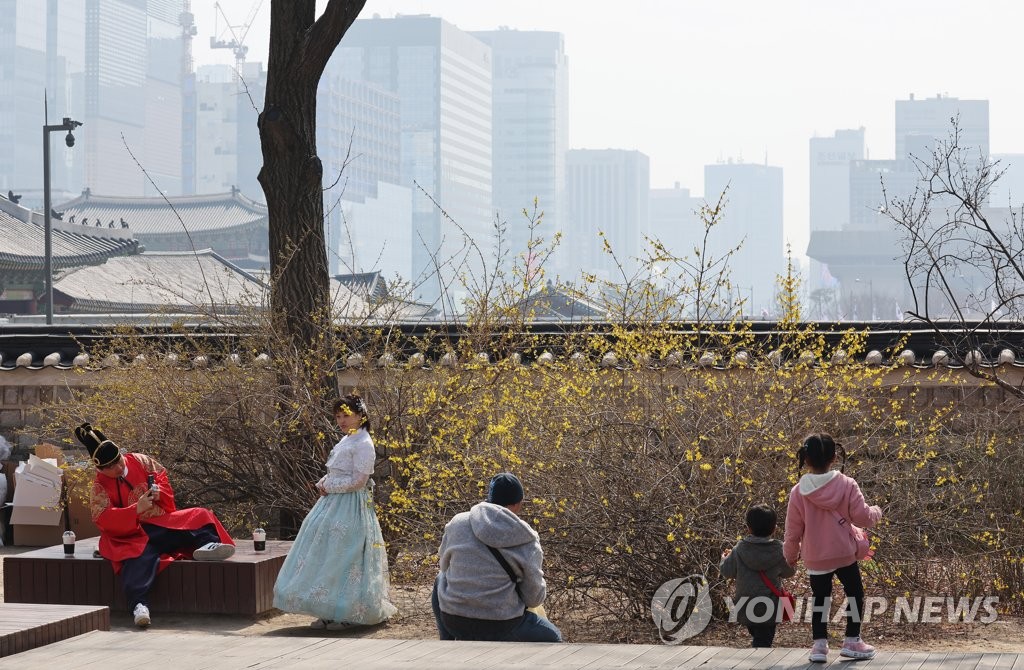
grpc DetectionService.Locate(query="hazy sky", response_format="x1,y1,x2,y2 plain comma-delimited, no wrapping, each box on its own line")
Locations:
195,1,1024,255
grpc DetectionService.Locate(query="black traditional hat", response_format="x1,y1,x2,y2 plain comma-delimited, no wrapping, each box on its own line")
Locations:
75,422,121,468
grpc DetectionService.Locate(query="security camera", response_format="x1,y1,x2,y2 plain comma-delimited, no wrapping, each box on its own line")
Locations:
65,131,75,148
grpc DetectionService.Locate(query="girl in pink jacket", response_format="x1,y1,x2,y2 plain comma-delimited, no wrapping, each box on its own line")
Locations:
783,433,882,663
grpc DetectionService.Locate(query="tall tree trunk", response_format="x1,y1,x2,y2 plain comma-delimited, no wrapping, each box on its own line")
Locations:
258,0,367,349
257,1,368,530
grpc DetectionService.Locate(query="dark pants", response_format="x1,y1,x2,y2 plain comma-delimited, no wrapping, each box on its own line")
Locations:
119,523,220,613
431,576,561,642
747,622,777,648
809,562,865,640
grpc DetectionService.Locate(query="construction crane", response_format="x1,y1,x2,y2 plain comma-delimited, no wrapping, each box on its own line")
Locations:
210,0,264,87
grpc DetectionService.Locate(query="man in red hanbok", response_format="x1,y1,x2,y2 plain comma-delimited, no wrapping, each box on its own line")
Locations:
76,423,235,628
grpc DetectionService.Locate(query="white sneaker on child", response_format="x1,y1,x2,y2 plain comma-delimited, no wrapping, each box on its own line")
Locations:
808,638,828,663
133,603,151,627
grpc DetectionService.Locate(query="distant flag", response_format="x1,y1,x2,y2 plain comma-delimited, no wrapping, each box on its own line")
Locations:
820,263,840,289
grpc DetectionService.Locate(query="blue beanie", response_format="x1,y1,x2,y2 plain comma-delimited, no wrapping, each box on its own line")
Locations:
487,472,524,506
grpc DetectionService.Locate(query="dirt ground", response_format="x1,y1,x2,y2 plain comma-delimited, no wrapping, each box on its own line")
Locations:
2,545,1022,651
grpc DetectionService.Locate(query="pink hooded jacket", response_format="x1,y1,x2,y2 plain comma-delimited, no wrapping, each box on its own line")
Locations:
783,471,882,571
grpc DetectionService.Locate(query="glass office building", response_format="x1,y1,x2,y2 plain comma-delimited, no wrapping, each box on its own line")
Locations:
472,29,568,277
333,15,492,304
0,0,187,204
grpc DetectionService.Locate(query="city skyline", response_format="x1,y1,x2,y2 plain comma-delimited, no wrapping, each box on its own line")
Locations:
198,1,1024,258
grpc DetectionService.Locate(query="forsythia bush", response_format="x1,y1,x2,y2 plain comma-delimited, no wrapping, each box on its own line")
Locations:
28,239,1024,639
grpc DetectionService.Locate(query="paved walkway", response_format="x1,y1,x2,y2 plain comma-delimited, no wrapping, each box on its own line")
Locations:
0,631,1020,669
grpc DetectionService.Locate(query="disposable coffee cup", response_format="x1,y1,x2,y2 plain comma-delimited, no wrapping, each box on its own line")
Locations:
253,528,266,551
63,530,76,556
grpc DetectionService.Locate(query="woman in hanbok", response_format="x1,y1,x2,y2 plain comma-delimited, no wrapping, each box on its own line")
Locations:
272,393,397,629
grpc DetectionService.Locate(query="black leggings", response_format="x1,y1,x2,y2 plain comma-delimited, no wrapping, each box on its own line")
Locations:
809,562,864,640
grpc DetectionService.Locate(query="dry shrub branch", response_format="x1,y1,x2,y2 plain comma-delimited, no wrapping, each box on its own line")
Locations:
27,214,1024,642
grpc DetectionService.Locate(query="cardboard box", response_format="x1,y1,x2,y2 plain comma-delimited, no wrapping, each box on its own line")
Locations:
9,445,99,545
11,455,62,524
64,465,99,540
13,523,64,546
11,452,63,545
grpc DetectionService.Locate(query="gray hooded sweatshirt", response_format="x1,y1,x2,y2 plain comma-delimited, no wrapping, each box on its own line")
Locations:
436,502,547,621
719,535,796,624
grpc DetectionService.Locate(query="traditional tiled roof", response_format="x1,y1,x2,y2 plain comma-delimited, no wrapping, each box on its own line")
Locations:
332,271,437,320
515,281,606,320
4,322,1024,372
0,194,141,271
335,271,389,302
52,250,266,314
54,189,267,237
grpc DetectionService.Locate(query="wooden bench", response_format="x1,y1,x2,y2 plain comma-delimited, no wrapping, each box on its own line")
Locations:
3,536,290,615
0,603,109,657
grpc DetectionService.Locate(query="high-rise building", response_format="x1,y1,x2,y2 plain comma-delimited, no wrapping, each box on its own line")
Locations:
84,0,187,196
195,64,239,195
194,61,266,202
471,28,568,276
317,73,409,279
332,15,492,304
810,129,865,233
808,95,990,319
649,182,701,260
808,128,865,294
566,149,649,282
0,1,191,204
990,153,1024,208
234,61,266,203
704,161,784,315
895,93,989,160
0,0,87,204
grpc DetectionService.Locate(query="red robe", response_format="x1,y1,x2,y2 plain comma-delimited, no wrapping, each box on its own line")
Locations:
90,452,234,574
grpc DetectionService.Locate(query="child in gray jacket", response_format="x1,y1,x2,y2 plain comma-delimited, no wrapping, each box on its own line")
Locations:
720,504,796,648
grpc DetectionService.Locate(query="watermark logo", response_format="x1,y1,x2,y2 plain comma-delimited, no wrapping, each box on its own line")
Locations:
651,575,713,644
723,595,999,625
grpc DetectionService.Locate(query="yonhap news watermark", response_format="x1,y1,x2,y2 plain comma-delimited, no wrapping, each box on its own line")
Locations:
723,594,1000,625
651,576,1000,645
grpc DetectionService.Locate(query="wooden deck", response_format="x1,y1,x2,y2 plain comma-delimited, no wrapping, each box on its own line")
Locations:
0,603,109,658
0,632,1019,669
3,536,289,615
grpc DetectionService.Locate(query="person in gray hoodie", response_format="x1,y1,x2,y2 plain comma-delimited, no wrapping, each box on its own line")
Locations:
719,504,796,648
431,472,561,642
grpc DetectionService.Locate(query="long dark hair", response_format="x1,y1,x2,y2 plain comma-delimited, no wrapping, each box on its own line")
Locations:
798,433,846,472
333,392,370,431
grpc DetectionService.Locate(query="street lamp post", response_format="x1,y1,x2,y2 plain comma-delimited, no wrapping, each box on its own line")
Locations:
42,116,82,324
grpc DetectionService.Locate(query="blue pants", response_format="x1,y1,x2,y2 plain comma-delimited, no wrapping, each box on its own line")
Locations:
119,523,220,612
431,576,562,642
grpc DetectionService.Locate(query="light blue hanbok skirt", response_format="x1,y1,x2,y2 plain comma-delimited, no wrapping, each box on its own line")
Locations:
272,487,397,624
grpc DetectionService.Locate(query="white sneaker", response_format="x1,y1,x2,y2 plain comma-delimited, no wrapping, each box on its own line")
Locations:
193,542,235,561
133,603,151,627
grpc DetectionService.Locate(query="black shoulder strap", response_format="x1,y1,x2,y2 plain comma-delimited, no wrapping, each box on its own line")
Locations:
487,545,523,600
